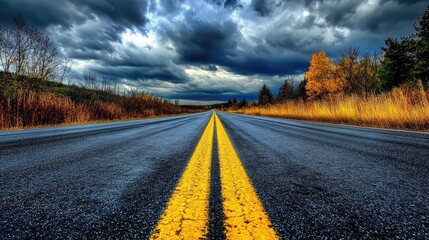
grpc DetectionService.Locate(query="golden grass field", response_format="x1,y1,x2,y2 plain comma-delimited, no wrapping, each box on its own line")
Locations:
236,83,429,131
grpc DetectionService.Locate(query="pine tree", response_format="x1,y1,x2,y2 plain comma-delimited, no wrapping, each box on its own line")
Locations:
276,79,294,102
238,98,247,108
258,84,273,105
295,78,308,100
414,4,429,85
379,37,416,90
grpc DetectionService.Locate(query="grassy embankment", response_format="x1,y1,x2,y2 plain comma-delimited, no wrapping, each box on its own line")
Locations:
0,72,195,130
236,83,429,131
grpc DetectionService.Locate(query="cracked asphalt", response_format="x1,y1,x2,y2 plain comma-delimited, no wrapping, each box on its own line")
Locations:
1,110,429,239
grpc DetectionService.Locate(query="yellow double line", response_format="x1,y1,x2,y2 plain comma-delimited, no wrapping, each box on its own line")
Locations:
150,112,278,240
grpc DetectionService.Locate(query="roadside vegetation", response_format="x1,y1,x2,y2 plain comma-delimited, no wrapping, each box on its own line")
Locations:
0,72,189,130
235,4,429,131
0,16,190,130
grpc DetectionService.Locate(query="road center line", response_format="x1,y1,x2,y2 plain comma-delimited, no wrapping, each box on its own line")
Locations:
215,113,279,240
150,113,214,240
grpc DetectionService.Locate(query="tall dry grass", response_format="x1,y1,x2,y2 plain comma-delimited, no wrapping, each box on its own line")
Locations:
0,90,125,129
237,82,429,131
0,86,186,130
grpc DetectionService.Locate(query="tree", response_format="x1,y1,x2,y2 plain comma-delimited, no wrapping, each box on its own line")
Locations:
414,4,429,85
83,72,97,89
0,25,16,73
295,78,308,100
276,79,294,102
0,15,59,80
356,53,381,95
336,48,381,95
56,58,72,84
238,98,247,108
258,83,273,105
335,47,360,94
379,37,416,90
13,15,30,75
305,51,346,99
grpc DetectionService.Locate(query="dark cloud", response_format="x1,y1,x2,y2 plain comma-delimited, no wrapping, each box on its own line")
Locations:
380,0,423,5
0,0,85,28
53,21,125,59
0,0,149,60
108,66,189,84
165,15,239,63
299,0,426,34
71,0,147,27
319,1,361,27
351,0,427,34
1,0,427,101
252,0,273,16
224,0,242,8
0,0,148,29
225,54,309,76
158,2,310,76
84,64,189,84
150,0,184,15
205,0,242,8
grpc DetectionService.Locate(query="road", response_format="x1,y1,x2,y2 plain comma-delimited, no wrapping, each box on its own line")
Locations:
1,111,428,239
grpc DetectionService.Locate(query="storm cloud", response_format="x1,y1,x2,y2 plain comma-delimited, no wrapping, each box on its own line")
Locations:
0,0,426,102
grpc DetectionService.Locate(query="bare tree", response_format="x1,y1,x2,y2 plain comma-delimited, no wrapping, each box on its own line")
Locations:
56,58,72,83
0,15,60,81
35,34,58,79
83,72,98,89
0,25,17,73
101,75,111,92
13,15,32,75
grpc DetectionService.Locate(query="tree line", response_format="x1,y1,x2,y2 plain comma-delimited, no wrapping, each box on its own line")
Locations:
257,4,429,104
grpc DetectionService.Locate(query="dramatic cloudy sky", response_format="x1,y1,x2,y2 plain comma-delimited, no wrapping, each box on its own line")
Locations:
0,0,426,104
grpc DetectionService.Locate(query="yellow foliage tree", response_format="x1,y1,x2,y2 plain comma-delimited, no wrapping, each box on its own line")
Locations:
305,52,346,100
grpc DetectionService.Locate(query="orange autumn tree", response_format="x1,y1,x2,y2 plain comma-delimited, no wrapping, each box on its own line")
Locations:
305,51,346,99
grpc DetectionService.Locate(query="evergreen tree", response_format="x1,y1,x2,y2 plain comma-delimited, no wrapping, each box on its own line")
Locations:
414,4,429,85
258,84,273,105
295,78,308,100
238,98,247,108
276,79,294,102
379,37,416,90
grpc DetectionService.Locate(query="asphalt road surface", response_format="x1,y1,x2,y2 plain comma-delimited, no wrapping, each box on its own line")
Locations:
1,111,428,239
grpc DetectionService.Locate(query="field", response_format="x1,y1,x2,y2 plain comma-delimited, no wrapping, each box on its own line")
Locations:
236,83,429,131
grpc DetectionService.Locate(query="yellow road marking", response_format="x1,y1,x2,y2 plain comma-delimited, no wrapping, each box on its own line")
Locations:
150,113,215,240
215,113,279,240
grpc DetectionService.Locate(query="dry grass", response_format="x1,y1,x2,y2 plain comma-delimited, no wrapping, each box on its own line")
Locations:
236,83,429,131
0,89,185,130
